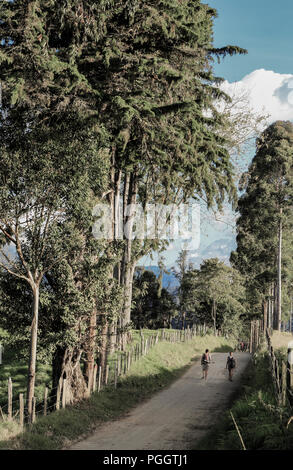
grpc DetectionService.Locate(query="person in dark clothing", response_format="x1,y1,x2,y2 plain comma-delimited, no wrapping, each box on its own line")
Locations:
226,351,236,381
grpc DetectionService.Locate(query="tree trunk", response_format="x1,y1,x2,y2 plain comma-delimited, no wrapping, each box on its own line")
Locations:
249,321,253,353
52,346,88,406
107,323,117,356
182,311,186,330
212,298,216,336
121,261,136,349
27,284,39,422
84,307,97,395
56,348,87,405
98,313,108,382
120,172,138,349
277,212,282,331
263,299,268,333
52,346,66,397
268,284,273,330
273,282,278,330
110,166,122,351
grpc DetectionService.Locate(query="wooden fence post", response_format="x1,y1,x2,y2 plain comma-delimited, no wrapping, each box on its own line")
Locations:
44,387,48,416
8,377,12,421
266,329,281,404
114,361,118,389
288,340,293,405
98,365,102,392
56,377,62,410
62,378,67,408
32,397,36,423
19,393,24,429
281,361,287,406
119,354,122,376
105,364,109,385
130,349,133,367
93,364,98,392
122,353,125,374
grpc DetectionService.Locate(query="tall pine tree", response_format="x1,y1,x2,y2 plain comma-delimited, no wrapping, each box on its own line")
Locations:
231,121,293,332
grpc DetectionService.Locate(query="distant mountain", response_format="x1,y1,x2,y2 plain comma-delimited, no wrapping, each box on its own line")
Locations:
188,237,237,267
138,238,237,293
202,237,236,260
136,266,179,293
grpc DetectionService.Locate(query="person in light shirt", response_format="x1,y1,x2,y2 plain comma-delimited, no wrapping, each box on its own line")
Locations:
201,349,212,381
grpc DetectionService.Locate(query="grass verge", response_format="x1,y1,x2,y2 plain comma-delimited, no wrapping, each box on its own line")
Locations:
0,333,234,450
195,345,293,450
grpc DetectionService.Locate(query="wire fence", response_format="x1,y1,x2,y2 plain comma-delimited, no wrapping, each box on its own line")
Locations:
0,325,205,429
265,328,293,407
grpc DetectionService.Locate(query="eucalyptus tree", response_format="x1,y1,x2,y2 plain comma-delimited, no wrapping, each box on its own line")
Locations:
0,128,99,417
90,0,247,342
44,0,246,326
0,0,248,380
0,0,114,407
231,121,293,331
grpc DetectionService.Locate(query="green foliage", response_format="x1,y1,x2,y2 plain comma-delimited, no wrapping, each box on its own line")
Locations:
0,332,233,449
197,352,293,450
0,0,248,409
0,347,51,408
0,0,246,213
131,268,177,329
231,120,293,325
180,257,246,339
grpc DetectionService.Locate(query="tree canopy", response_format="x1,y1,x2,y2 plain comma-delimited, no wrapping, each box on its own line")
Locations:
231,121,293,331
0,0,249,417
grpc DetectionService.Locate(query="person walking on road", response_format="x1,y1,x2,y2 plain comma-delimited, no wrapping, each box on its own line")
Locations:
226,351,236,381
201,349,212,380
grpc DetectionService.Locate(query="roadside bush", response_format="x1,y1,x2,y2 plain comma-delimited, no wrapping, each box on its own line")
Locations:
197,351,293,450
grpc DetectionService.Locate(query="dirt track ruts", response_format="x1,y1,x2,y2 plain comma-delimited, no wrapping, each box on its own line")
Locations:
69,352,251,450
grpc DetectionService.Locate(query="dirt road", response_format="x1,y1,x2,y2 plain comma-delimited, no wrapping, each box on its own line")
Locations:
69,352,251,450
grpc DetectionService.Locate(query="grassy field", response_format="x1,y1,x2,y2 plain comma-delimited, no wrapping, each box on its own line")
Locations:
0,329,162,411
271,330,293,352
0,346,52,442
0,332,234,449
0,350,51,407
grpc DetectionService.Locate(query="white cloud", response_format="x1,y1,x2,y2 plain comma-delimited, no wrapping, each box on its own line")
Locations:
220,69,293,124
166,243,174,251
140,70,293,269
189,252,200,258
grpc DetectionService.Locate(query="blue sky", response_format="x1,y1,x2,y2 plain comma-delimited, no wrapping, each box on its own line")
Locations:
208,0,293,81
140,1,293,269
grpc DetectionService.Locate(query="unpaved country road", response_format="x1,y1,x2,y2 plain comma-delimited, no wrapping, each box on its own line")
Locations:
69,352,251,450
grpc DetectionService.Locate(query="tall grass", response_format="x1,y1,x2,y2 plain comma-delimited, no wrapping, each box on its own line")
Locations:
0,420,22,442
196,340,293,450
0,333,234,450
